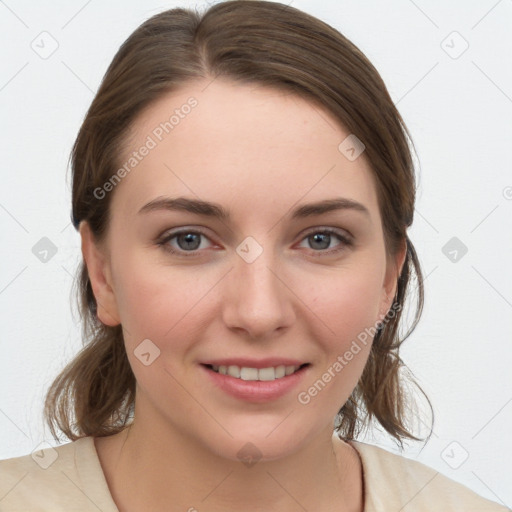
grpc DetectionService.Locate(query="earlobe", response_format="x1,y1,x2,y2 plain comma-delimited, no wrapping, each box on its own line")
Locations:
79,221,121,327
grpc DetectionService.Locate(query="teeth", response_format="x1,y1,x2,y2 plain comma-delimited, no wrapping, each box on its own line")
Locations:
275,365,286,378
241,367,259,380
285,365,296,376
227,365,240,378
211,364,303,381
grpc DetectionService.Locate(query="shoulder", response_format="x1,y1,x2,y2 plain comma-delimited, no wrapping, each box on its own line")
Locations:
349,440,510,512
0,436,118,511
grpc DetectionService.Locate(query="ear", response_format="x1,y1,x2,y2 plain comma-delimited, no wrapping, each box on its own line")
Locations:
79,221,121,327
377,237,407,325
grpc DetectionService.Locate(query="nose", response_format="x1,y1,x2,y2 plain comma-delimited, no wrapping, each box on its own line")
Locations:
221,242,296,340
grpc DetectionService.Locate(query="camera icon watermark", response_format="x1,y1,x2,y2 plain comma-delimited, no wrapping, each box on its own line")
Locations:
30,31,59,60
236,236,263,263
32,237,58,263
442,236,468,263
338,134,366,161
440,31,469,60
134,338,161,366
31,441,59,469
237,442,263,468
440,441,469,469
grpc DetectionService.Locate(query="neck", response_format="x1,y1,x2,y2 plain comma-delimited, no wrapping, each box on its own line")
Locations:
95,407,363,512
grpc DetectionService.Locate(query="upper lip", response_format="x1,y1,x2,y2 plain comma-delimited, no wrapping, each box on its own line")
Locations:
201,358,309,369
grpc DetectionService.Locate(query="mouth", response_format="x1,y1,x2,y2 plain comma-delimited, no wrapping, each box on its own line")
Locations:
200,361,311,402
201,363,310,381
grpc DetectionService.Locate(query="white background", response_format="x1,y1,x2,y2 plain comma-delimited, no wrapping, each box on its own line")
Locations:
0,0,511,507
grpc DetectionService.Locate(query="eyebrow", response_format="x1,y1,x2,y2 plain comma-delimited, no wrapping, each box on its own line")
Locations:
138,196,370,220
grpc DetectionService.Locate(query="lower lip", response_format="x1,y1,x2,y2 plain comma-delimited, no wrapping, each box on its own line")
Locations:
200,364,310,402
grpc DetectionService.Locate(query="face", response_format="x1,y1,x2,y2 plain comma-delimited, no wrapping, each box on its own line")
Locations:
82,78,404,462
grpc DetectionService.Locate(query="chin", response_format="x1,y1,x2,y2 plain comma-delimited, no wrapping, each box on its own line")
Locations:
201,421,316,464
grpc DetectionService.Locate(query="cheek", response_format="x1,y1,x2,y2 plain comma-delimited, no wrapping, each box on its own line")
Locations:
111,248,219,348
299,262,384,343
292,270,382,414
111,259,212,392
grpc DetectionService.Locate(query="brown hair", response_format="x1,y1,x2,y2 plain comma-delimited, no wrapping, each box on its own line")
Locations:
44,0,434,450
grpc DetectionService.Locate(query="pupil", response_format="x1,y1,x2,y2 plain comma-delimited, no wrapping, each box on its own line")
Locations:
311,233,329,250
179,233,200,250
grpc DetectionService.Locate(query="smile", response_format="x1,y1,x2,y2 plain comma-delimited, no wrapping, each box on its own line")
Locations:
207,364,308,381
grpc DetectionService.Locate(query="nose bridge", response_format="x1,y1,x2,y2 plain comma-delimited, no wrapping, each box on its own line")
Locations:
235,235,283,301
223,235,294,336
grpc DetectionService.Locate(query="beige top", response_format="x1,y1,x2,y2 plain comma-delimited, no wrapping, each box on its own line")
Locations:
0,436,508,511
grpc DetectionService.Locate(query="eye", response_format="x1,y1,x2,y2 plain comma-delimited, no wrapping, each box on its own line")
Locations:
156,227,352,257
157,229,213,257
297,228,352,256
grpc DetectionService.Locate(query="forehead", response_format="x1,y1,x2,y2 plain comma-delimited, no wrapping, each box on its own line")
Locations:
110,78,380,225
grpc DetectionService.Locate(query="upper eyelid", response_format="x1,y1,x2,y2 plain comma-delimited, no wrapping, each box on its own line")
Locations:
158,226,216,244
158,226,352,248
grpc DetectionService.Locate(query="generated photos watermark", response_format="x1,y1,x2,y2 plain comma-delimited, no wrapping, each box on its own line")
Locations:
297,301,401,405
93,96,198,200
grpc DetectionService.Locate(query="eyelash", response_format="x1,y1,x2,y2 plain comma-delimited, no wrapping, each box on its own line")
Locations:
156,227,353,258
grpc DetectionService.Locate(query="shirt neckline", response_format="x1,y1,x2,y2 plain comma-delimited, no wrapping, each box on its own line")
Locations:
346,439,368,512
78,435,369,512
75,436,120,512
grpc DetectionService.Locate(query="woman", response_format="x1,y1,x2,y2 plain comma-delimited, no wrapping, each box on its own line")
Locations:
0,1,508,510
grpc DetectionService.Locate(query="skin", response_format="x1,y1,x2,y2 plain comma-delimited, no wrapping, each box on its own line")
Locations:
82,77,406,512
